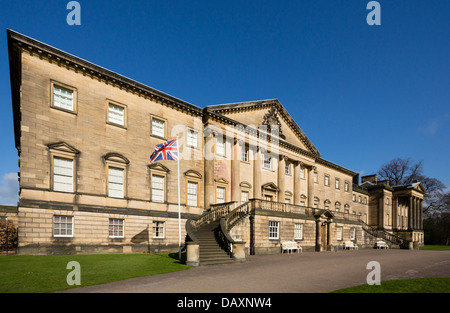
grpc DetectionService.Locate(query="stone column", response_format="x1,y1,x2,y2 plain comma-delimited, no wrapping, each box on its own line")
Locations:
378,196,384,229
253,146,261,199
414,197,419,229
326,219,332,251
408,196,413,230
315,217,321,252
393,197,398,229
231,139,241,203
419,199,423,230
204,130,215,209
293,161,301,205
417,198,421,230
307,166,316,208
278,155,286,203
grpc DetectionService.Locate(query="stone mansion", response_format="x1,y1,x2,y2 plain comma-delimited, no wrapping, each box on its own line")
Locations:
4,30,425,263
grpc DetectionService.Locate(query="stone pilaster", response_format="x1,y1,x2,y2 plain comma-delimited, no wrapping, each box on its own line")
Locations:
278,155,286,203
253,146,261,199
419,199,423,229
408,196,413,230
307,166,315,208
231,139,241,203
293,161,301,205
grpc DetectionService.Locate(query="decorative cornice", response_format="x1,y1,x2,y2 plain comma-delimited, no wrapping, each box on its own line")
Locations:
316,158,357,176
7,29,203,118
206,99,320,156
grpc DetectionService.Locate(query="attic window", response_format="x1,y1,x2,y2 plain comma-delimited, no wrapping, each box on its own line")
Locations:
51,81,77,113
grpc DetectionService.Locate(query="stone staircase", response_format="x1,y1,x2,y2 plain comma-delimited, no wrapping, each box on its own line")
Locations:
360,220,409,249
194,220,236,266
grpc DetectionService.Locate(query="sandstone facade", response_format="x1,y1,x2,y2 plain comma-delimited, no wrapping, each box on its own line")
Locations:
6,30,424,255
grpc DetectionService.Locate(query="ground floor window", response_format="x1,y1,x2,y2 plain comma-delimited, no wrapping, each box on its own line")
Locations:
350,227,356,240
269,221,279,239
336,226,343,241
53,215,73,237
109,218,124,238
153,221,165,239
294,223,303,240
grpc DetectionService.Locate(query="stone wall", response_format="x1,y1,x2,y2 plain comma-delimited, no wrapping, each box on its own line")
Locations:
17,206,187,254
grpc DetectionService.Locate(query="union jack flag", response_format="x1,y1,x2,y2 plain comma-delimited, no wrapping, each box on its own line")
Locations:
150,139,179,162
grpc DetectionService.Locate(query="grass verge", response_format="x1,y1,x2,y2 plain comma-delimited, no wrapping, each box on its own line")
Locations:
0,253,190,293
331,277,450,293
419,245,450,251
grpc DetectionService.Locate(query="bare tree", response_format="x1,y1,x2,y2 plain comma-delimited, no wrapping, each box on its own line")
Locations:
378,157,446,215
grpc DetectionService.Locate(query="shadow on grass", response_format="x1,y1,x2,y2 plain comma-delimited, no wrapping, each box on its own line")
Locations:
168,251,187,265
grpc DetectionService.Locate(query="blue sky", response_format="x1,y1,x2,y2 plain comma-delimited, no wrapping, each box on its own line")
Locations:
0,1,449,205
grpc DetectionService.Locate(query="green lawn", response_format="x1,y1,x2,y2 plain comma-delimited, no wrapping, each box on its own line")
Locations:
419,245,450,251
332,278,450,293
0,253,190,293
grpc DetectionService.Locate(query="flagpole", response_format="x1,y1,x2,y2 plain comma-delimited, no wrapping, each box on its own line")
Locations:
177,134,181,260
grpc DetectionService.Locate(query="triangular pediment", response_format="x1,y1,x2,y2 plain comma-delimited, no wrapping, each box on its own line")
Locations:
314,209,335,219
261,182,280,192
412,182,427,193
206,99,320,156
393,181,427,194
47,142,79,155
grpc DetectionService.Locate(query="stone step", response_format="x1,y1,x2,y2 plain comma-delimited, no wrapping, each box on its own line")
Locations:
191,219,233,266
199,259,236,266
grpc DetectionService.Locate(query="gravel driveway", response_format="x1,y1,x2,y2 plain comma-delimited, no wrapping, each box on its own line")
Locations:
61,249,450,293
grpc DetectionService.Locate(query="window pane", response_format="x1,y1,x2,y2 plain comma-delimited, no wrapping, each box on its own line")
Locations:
241,191,249,203
294,223,303,240
264,155,271,169
108,167,124,198
53,85,74,111
241,146,248,161
53,157,73,192
152,118,165,137
300,168,305,179
187,130,198,147
53,215,73,237
216,140,225,155
152,175,165,203
285,163,290,174
187,181,198,206
108,103,124,126
269,221,279,239
216,187,225,203
109,218,124,237
153,221,165,238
